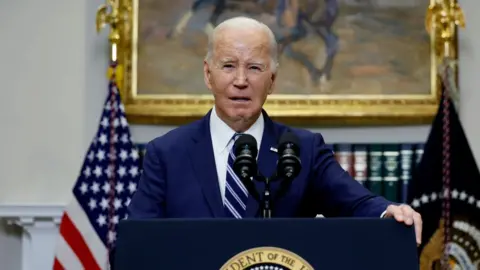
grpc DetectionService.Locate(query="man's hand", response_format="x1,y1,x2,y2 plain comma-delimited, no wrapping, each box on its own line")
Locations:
383,204,423,245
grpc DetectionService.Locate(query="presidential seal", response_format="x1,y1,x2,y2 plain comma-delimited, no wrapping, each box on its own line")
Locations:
220,247,314,270
411,189,480,269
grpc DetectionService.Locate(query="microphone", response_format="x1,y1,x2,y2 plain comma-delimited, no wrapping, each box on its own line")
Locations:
232,134,260,201
232,134,258,179
277,131,301,180
274,131,302,203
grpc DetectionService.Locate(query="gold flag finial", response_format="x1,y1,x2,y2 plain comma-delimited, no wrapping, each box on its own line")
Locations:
95,0,131,62
426,0,465,107
426,0,465,59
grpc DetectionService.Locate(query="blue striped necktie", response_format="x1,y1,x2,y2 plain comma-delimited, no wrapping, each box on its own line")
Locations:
224,133,249,218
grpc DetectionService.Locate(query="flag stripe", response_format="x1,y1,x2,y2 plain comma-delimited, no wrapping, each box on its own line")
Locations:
62,199,107,268
59,213,101,270
53,258,65,270
54,233,83,270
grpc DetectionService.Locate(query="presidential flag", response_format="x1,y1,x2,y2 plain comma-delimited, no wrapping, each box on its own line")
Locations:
52,61,141,269
408,82,480,269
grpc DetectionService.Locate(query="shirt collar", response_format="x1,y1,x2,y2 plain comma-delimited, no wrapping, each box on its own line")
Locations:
209,106,264,154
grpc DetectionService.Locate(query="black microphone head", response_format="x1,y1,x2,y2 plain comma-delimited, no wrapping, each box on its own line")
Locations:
277,131,301,180
278,131,300,155
234,134,258,158
231,133,259,200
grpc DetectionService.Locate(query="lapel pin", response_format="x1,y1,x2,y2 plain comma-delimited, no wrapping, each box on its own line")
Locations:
270,147,278,153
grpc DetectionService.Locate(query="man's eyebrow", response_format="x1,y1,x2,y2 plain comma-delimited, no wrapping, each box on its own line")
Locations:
217,59,266,67
219,58,235,63
249,61,266,66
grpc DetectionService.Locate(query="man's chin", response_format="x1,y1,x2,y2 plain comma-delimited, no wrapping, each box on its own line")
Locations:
229,109,261,122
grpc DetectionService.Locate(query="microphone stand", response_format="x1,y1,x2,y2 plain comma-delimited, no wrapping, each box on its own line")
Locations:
255,173,280,219
263,176,271,218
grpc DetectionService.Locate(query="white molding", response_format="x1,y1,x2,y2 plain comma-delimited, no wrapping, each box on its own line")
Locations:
0,204,65,270
0,204,64,226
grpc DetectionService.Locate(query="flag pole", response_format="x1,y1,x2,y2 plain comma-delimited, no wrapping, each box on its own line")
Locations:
95,1,131,268
425,1,465,269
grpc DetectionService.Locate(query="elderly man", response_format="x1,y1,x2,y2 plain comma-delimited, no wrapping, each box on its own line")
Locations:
128,16,422,245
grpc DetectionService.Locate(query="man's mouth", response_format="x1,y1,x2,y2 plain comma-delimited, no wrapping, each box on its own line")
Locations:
229,97,251,102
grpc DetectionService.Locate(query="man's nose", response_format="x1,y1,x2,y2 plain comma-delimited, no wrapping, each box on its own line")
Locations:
233,68,248,88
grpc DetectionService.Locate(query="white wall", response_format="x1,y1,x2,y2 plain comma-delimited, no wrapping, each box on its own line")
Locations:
457,0,480,166
0,0,477,269
0,0,88,205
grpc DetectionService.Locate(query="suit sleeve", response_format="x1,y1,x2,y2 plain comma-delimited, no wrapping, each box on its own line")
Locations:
127,140,166,218
311,133,391,217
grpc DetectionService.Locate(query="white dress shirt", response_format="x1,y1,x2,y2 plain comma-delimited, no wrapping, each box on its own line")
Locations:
209,106,264,201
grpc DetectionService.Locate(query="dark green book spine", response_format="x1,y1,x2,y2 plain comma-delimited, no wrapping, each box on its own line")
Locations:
383,144,400,202
368,144,383,196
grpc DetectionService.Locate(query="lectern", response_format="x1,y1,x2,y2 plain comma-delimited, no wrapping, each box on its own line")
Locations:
113,218,419,269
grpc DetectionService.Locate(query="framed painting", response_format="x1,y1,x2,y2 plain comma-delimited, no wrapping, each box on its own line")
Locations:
114,0,458,126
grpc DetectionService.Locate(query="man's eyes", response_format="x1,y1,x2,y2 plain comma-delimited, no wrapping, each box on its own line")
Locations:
222,64,263,71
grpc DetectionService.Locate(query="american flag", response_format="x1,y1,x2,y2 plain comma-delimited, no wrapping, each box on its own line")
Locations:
53,62,141,269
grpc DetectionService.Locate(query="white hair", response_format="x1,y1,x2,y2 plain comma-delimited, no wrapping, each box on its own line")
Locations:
204,16,279,72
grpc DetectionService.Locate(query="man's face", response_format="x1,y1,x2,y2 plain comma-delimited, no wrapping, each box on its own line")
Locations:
203,27,276,127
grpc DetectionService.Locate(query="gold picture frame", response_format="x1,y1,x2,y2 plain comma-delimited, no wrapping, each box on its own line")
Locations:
98,0,463,126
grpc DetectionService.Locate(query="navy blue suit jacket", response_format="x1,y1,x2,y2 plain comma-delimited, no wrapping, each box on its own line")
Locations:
127,110,392,218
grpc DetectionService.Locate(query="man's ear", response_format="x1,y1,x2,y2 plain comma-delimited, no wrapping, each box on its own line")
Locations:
268,72,277,95
203,60,212,90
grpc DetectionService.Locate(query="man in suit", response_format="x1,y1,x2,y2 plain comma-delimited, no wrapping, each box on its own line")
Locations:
127,16,422,245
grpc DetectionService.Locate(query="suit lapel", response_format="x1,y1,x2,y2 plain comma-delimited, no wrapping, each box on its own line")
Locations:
189,111,225,217
245,111,280,218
